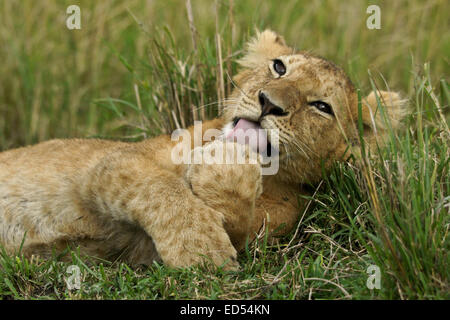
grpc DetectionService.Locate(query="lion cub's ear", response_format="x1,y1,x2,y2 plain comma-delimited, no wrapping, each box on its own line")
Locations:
360,90,408,148
238,29,292,68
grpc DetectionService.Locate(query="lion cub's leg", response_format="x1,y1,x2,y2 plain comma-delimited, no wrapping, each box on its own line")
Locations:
80,153,238,270
186,141,263,251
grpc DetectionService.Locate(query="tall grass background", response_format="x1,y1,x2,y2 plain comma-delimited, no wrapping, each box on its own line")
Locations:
0,0,448,299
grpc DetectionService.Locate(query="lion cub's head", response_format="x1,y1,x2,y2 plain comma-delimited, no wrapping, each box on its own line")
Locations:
223,30,407,184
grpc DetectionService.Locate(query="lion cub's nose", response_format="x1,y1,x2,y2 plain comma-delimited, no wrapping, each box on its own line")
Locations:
258,91,288,118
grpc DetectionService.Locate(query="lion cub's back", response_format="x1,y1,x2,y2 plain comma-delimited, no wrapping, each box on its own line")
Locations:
0,138,127,250
0,138,126,169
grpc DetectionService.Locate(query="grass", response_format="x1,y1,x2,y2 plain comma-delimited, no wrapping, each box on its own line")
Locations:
0,0,449,299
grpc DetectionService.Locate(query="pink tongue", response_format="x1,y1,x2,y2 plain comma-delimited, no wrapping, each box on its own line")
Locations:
226,119,268,153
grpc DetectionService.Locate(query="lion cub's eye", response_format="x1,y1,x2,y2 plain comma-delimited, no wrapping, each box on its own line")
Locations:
273,59,286,76
309,101,334,116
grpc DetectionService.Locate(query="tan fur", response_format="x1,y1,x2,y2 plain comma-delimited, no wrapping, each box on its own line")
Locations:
0,30,407,270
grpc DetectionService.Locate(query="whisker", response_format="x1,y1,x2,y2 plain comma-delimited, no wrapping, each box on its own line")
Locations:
241,97,260,113
278,139,292,166
192,98,238,112
226,71,252,100
279,131,311,160
294,134,317,157
292,139,313,159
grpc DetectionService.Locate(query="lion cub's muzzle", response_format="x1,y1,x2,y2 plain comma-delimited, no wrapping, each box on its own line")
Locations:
258,91,289,119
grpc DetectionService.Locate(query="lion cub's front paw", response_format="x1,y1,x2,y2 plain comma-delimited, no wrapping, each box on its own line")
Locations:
186,140,263,202
167,236,239,271
185,140,263,250
159,205,239,271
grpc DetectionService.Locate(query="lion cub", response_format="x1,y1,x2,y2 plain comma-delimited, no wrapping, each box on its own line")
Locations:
0,30,406,270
